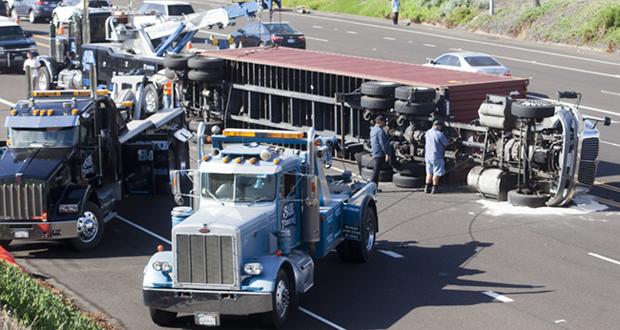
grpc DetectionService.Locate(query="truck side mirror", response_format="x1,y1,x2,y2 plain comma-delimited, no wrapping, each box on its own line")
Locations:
170,169,199,206
170,170,183,205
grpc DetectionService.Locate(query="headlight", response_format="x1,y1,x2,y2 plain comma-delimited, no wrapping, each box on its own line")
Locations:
58,204,79,214
161,262,172,272
243,263,263,275
152,261,162,271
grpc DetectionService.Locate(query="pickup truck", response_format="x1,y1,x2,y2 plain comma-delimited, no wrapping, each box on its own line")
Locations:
143,126,378,328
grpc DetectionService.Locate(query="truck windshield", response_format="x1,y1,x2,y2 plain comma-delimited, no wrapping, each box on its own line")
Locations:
9,127,79,148
168,5,194,15
0,26,25,40
202,173,276,203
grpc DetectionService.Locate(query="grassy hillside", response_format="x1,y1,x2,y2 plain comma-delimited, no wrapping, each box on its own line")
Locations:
282,0,620,51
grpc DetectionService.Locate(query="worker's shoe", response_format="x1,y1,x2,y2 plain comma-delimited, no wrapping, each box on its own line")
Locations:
431,185,438,194
424,184,432,194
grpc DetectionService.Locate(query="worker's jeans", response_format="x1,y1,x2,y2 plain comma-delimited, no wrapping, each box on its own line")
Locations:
371,157,387,185
392,12,399,25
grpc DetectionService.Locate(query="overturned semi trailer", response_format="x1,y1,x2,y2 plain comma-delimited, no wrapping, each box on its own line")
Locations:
168,47,602,207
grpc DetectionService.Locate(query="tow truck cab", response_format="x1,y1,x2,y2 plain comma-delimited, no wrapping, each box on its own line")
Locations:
0,90,188,250
143,128,378,327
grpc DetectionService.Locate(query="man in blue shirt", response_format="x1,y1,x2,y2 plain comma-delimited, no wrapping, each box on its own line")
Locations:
425,120,449,194
391,0,400,25
369,115,391,191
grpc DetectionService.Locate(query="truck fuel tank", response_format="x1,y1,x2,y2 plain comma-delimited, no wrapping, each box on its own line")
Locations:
467,166,517,202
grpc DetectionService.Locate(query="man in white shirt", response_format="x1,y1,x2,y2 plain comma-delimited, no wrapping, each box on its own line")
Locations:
23,52,40,89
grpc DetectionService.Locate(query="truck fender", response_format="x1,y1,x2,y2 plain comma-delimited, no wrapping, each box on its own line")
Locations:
243,255,297,294
36,56,60,80
343,183,379,239
58,185,93,214
142,251,173,288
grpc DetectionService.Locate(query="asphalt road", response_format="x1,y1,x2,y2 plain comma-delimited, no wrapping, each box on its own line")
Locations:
3,3,620,330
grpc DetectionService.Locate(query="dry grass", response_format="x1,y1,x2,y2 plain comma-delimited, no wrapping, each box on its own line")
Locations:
0,308,28,330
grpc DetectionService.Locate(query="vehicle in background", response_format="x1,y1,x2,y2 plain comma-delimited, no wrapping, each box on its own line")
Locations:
132,0,194,27
0,17,36,71
51,0,111,26
9,0,60,23
0,1,9,17
232,21,305,49
424,52,511,76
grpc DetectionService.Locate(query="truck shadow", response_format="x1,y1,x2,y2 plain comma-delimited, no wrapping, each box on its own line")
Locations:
298,240,548,329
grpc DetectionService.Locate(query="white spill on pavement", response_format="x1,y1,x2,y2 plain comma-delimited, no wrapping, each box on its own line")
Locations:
482,291,514,303
378,250,404,258
477,194,609,216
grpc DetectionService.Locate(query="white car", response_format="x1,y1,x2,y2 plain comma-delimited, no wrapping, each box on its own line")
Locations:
132,0,194,27
424,52,511,76
51,0,112,26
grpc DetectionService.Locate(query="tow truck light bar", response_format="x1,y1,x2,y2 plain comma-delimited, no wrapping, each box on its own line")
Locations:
32,90,111,98
223,129,305,139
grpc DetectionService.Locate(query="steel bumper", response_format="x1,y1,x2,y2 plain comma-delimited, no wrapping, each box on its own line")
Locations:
0,221,78,240
143,287,273,315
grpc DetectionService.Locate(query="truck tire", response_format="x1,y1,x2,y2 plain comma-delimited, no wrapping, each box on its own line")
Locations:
163,53,195,70
69,202,104,251
263,268,295,328
35,68,51,91
149,308,177,326
397,162,426,177
29,10,37,23
337,207,377,262
394,100,435,116
392,173,426,188
188,57,224,70
358,153,392,170
187,69,224,83
361,167,393,182
360,81,400,97
142,84,160,115
507,189,550,208
511,100,555,119
395,86,436,103
361,96,393,110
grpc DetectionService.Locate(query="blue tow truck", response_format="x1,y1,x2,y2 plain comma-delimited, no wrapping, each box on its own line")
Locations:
142,125,379,328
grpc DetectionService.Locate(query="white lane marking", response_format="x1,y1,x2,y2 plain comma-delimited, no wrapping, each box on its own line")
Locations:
197,30,228,37
378,249,404,258
282,11,620,67
601,140,620,148
306,36,329,42
493,54,620,79
449,47,463,51
115,215,172,245
383,37,396,41
528,94,620,118
482,291,514,303
423,43,436,47
299,307,347,330
0,97,16,107
602,90,620,97
555,320,566,324
588,252,620,266
312,25,323,29
346,30,357,34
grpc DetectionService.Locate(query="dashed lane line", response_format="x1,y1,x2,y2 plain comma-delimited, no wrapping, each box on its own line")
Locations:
528,94,620,119
115,214,345,330
312,25,323,29
306,36,328,42
588,252,620,266
280,11,620,68
378,250,404,258
601,140,620,148
299,307,347,330
346,31,357,34
383,37,396,41
601,90,620,97
423,43,436,47
482,291,514,303
492,54,620,79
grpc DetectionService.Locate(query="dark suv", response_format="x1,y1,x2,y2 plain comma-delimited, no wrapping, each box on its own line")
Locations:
11,0,60,23
0,18,36,71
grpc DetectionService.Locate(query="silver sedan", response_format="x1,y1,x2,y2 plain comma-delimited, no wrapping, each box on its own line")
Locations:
424,52,511,76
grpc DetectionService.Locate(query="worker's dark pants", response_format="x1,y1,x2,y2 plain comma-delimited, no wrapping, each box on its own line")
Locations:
393,12,399,25
371,157,387,185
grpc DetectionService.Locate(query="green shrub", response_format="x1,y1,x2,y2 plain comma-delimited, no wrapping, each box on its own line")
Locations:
0,261,101,330
445,6,476,27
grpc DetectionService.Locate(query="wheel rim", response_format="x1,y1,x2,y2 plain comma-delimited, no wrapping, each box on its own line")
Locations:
29,11,34,22
76,211,98,243
365,215,376,252
37,73,47,91
275,278,290,319
145,90,158,113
